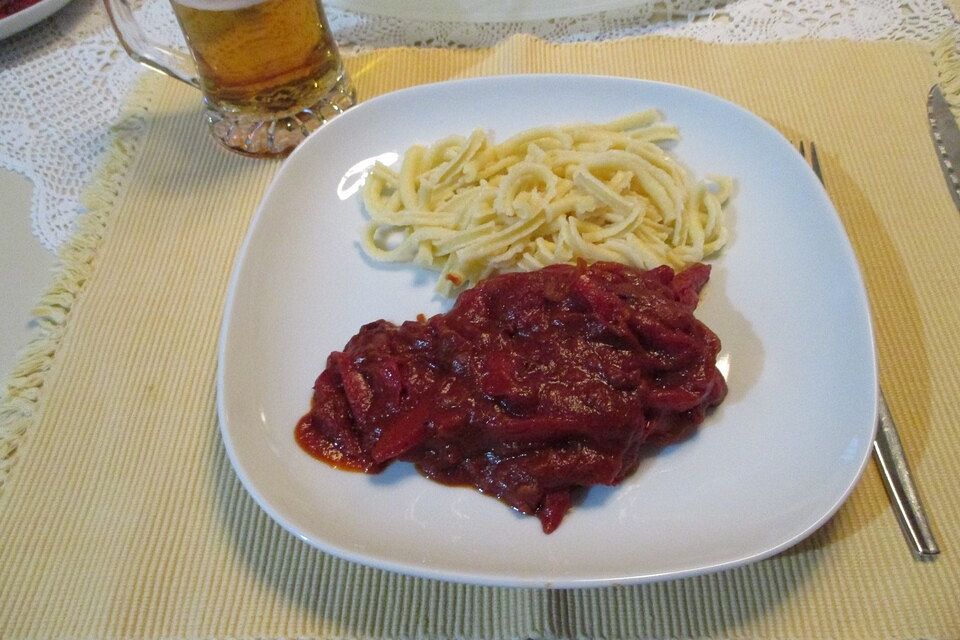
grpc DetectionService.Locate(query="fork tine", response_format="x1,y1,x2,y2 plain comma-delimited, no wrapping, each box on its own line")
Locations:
796,140,823,184
809,141,822,182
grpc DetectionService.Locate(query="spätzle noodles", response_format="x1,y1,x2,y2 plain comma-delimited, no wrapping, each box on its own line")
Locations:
361,110,731,297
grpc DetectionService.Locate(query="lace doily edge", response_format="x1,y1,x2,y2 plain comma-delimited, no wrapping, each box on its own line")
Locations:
0,72,158,497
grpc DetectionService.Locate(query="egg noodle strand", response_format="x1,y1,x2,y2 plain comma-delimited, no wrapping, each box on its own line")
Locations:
362,110,731,296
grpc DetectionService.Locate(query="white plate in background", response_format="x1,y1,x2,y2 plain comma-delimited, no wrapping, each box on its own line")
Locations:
326,0,646,22
0,0,73,40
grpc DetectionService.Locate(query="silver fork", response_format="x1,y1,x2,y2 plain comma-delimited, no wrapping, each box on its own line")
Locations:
798,141,940,560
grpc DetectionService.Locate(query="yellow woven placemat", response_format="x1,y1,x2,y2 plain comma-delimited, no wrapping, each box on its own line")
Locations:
2,36,959,639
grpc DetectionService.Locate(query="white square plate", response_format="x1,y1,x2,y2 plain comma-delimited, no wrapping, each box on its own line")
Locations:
217,75,877,588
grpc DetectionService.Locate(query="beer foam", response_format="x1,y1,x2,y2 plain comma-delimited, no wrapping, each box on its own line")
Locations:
173,0,269,11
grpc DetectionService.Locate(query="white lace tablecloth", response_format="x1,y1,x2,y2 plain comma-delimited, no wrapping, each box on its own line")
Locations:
1,0,957,251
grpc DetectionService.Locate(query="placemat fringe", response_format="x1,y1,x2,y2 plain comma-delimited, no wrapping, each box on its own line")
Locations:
0,74,159,498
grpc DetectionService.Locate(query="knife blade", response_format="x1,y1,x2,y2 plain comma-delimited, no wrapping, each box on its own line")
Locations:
927,85,960,211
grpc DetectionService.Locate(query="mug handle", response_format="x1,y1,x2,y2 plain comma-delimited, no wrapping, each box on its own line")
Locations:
103,0,200,88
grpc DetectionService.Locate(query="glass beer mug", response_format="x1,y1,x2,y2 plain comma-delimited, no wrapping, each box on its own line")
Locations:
105,0,356,156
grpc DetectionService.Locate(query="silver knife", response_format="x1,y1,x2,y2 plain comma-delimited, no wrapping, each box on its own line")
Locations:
927,85,960,211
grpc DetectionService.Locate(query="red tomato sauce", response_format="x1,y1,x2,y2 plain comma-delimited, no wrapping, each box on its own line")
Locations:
296,261,727,532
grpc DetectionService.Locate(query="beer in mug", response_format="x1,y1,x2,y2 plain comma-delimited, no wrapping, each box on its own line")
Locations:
105,0,355,156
